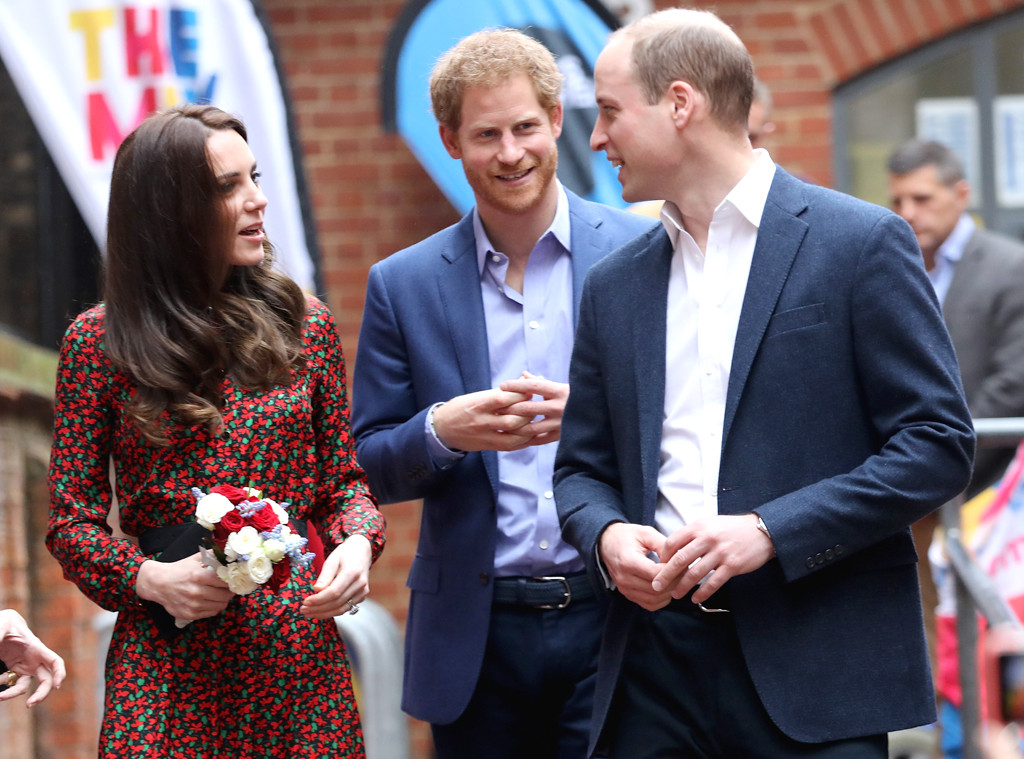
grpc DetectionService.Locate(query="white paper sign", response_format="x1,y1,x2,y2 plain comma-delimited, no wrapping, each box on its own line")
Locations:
916,97,981,202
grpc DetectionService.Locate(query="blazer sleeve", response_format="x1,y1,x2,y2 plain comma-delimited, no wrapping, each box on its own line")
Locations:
760,213,975,582
352,263,458,505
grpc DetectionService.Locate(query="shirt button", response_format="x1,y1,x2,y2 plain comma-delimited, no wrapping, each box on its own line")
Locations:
529,320,540,330
539,540,549,550
491,254,501,263
544,490,554,499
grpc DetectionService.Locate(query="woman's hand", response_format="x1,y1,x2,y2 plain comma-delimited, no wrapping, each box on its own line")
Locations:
0,609,66,707
135,554,234,622
299,534,372,619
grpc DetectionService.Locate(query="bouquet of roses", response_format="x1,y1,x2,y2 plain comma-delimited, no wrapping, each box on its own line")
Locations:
191,484,316,596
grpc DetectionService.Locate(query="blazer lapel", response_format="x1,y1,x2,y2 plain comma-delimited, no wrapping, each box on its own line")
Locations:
436,213,500,497
630,229,673,524
723,171,809,447
941,229,982,328
566,190,612,321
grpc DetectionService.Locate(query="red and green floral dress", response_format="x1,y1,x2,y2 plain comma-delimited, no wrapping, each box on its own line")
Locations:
46,297,385,758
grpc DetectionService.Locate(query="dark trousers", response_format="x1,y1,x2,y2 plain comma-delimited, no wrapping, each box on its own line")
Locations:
599,598,888,759
431,595,605,759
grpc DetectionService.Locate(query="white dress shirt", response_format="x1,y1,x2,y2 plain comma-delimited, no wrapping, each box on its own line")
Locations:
655,151,777,537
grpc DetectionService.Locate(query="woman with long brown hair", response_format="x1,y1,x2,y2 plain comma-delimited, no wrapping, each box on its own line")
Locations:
46,103,383,757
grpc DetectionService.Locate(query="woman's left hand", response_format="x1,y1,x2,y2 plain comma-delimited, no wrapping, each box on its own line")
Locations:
299,534,372,619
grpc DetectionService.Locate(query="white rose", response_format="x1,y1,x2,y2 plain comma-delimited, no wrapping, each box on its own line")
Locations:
195,493,234,530
244,487,264,500
262,538,286,563
226,526,261,557
223,562,259,595
267,499,290,525
246,553,274,584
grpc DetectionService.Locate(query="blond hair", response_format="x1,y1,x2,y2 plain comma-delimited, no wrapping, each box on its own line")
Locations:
429,28,563,130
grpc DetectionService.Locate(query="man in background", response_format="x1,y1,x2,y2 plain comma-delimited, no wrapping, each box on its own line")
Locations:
888,138,1024,495
887,137,1024,698
351,28,654,759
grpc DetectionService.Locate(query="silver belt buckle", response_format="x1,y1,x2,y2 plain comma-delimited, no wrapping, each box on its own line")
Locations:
697,602,730,613
534,576,571,609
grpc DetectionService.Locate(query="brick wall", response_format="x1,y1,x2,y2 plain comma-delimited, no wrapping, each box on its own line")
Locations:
1,386,105,759
6,1,1024,757
258,1,1024,757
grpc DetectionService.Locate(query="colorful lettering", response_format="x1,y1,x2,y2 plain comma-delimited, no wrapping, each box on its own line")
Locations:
169,9,199,78
87,87,158,161
74,5,214,162
124,7,164,76
184,74,217,105
69,8,116,82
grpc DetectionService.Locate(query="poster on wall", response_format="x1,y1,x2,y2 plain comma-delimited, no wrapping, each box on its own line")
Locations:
915,97,981,203
995,96,1024,208
380,0,625,215
0,0,319,292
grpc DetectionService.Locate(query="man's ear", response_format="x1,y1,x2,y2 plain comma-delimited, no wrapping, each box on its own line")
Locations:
667,80,696,128
549,102,564,141
439,123,462,159
954,178,971,210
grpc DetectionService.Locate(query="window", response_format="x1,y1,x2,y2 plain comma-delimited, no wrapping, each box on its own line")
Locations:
834,10,1024,241
0,58,100,351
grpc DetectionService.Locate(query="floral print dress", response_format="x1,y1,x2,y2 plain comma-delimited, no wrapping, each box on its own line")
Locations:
46,297,385,758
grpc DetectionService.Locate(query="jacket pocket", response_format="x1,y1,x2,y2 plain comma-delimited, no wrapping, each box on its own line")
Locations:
407,554,441,594
765,303,826,338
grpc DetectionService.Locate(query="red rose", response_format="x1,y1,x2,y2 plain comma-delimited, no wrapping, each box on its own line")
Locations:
250,504,280,532
219,508,246,533
267,559,292,592
210,484,251,504
213,523,230,544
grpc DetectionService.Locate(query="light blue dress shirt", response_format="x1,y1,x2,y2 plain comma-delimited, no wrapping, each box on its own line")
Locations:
929,214,974,306
425,184,584,577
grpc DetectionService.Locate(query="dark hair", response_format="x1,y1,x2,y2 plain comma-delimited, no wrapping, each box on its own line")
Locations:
886,138,965,186
104,104,307,445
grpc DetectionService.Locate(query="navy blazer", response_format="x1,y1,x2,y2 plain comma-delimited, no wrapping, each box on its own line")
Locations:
351,190,655,724
554,169,975,751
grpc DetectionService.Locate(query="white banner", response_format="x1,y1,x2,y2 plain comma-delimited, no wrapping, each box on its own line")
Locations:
0,0,316,290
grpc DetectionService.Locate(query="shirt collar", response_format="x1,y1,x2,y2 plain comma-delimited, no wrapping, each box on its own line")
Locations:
935,213,975,266
473,181,571,273
659,149,777,250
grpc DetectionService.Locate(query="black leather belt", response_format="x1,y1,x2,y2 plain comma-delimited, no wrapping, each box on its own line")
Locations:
492,572,595,610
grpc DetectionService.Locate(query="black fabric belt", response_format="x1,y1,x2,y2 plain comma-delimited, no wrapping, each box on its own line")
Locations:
492,572,595,610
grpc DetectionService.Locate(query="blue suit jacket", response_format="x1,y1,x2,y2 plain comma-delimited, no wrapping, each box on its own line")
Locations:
554,169,976,751
351,190,655,725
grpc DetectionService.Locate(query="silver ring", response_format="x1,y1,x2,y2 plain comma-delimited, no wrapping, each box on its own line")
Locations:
346,601,360,615
687,556,703,570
